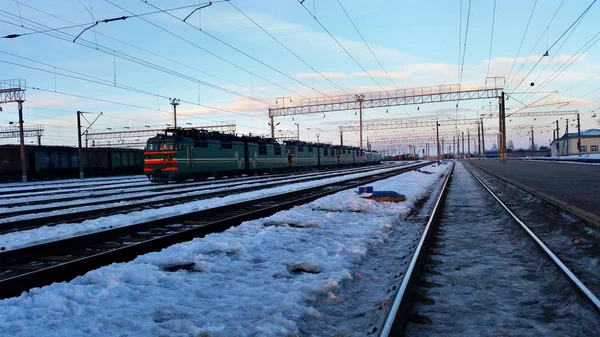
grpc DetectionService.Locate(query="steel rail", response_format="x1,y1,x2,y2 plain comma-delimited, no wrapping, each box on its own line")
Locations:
465,164,600,315
379,162,455,336
0,161,432,299
0,165,379,211
0,165,394,233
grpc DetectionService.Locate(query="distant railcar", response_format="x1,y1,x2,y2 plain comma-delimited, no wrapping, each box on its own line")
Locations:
0,145,143,182
144,129,382,182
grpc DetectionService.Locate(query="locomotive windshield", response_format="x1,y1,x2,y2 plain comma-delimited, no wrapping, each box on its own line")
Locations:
146,142,182,151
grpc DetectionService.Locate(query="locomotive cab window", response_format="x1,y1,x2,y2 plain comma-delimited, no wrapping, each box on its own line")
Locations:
221,141,233,149
298,146,304,152
194,139,208,148
258,144,267,155
159,143,174,150
308,146,313,153
274,144,282,155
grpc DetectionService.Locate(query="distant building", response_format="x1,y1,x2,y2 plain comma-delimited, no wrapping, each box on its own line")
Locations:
550,129,600,156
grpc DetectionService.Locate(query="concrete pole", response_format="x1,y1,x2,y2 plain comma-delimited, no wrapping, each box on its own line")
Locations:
477,120,481,158
359,99,364,150
436,122,440,165
462,131,465,160
467,131,470,158
577,113,581,156
77,111,84,179
565,119,569,156
339,130,343,146
18,100,27,182
269,114,275,139
481,118,486,159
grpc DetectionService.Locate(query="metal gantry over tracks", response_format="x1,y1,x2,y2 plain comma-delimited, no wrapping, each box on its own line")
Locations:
268,82,505,150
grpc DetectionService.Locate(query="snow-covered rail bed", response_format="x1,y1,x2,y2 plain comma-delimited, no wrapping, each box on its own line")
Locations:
465,162,600,309
0,165,378,214
0,161,436,305
404,162,600,337
0,175,149,196
0,165,397,234
0,164,394,205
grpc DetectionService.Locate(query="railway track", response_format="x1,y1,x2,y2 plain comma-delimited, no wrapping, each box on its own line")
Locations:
0,161,431,299
0,165,396,234
0,164,385,208
0,176,149,196
380,161,600,336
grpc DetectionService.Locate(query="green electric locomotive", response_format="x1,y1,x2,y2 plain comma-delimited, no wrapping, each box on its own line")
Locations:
144,128,381,182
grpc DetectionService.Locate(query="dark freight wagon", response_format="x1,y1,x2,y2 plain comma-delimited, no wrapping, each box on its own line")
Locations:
0,145,143,182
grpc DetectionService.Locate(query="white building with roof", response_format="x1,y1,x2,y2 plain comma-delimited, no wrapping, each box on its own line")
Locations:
550,129,600,156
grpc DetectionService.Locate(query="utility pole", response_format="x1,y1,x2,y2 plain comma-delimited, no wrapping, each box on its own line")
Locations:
339,130,343,146
565,119,569,156
269,111,275,139
169,98,180,129
477,120,481,158
499,92,506,161
467,131,470,158
17,100,26,182
462,131,465,160
76,111,102,179
530,126,535,157
356,94,365,149
436,121,440,165
482,118,486,159
577,113,581,156
294,122,299,140
77,111,84,179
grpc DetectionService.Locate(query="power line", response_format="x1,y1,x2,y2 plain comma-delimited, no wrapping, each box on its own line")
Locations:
0,12,271,105
2,2,225,39
0,53,268,122
228,2,349,95
458,0,472,93
296,0,389,94
485,0,497,79
129,0,328,99
335,0,397,91
10,1,266,98
25,86,268,131
505,0,564,89
505,0,538,86
508,0,597,97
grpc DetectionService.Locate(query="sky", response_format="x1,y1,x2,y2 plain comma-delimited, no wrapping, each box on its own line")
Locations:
1,0,599,151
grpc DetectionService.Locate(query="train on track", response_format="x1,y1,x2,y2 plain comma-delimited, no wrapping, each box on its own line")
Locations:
144,128,382,182
0,145,143,182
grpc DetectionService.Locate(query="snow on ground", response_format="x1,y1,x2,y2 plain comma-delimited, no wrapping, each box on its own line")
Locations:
0,163,448,337
0,178,151,199
0,175,147,189
0,167,367,212
0,176,148,193
0,162,426,251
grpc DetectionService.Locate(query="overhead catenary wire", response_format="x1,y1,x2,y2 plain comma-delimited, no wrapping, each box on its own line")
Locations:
507,0,597,105
9,1,272,98
505,0,538,87
2,2,226,39
128,0,329,99
0,53,269,123
295,0,390,95
485,0,497,79
0,12,274,105
505,0,564,89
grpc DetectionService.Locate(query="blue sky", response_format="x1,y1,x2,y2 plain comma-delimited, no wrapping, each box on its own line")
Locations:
1,0,599,151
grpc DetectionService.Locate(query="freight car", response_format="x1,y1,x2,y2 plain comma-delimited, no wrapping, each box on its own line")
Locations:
0,145,143,182
144,128,382,182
